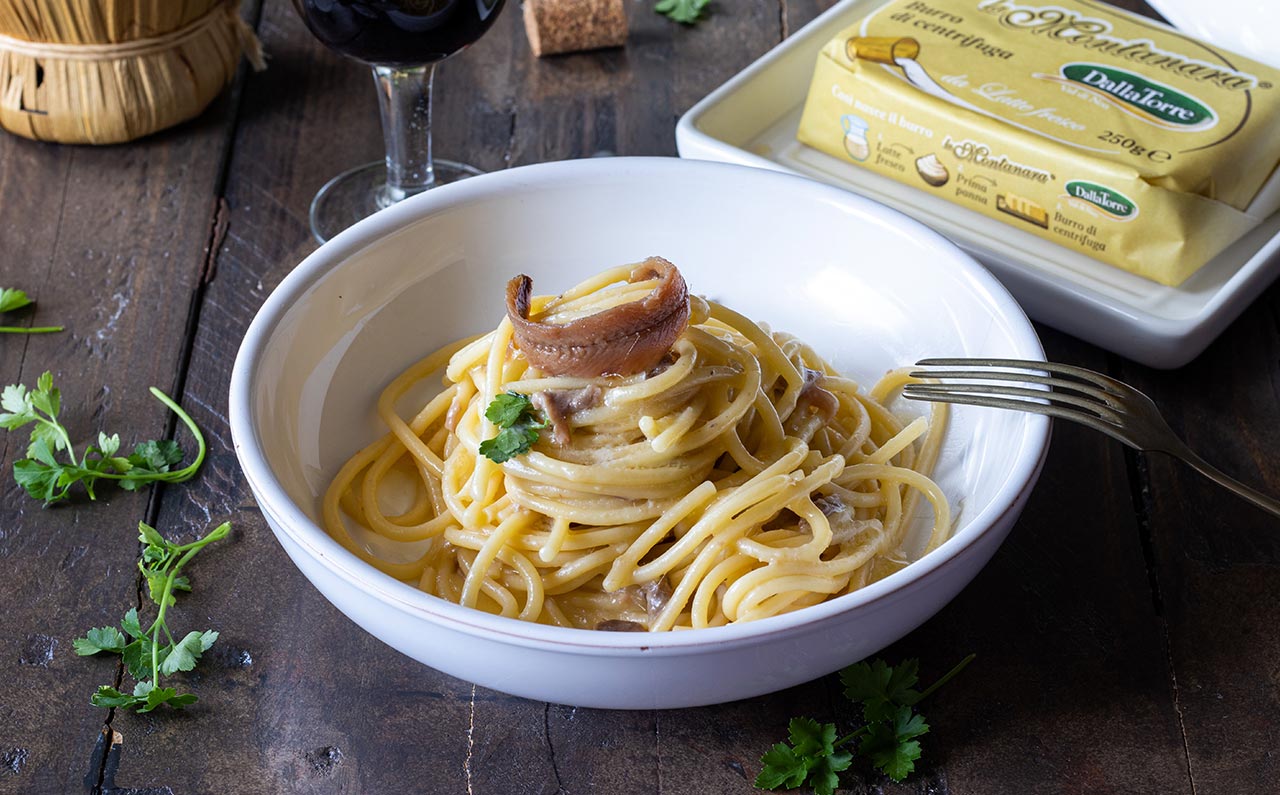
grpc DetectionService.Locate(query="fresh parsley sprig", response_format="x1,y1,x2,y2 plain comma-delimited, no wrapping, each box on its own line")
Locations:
755,654,974,792
75,521,229,712
0,371,206,505
0,287,63,334
478,391,549,463
655,0,710,25
757,718,854,795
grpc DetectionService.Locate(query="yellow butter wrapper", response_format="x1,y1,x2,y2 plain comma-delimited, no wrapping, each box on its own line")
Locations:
796,0,1280,286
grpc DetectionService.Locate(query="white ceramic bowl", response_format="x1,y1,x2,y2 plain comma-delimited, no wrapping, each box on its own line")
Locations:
230,157,1049,709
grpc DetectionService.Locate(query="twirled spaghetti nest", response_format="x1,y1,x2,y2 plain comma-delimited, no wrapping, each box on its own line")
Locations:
323,263,949,631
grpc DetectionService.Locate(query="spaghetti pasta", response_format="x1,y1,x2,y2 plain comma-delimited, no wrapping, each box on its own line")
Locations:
322,263,950,631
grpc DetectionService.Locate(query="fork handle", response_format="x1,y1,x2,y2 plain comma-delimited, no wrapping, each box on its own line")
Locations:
1170,447,1280,520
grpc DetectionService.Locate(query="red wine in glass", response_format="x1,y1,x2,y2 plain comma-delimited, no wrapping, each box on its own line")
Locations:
293,0,506,242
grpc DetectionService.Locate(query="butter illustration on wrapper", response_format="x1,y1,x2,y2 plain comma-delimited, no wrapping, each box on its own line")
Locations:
997,192,1048,228
796,0,1280,286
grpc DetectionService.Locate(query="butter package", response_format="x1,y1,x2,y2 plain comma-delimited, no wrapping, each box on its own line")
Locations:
796,0,1280,285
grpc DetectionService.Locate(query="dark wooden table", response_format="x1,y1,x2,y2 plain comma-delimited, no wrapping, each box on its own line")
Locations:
3,0,1278,792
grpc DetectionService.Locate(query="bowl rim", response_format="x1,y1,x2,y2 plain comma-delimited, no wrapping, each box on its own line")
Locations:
229,156,1050,653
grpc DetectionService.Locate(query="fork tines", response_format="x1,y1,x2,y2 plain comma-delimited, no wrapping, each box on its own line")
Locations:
902,358,1129,430
903,360,1280,520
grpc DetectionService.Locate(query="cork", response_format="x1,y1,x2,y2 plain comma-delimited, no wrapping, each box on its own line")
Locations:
522,0,627,57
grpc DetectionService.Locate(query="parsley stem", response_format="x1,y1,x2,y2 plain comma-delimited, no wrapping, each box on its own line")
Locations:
34,415,78,467
0,326,64,334
60,387,208,485
148,530,220,682
835,728,868,746
148,387,207,480
151,578,172,683
142,523,228,633
914,653,976,703
172,522,230,552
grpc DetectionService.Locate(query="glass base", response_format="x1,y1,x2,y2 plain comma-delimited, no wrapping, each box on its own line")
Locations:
309,159,484,244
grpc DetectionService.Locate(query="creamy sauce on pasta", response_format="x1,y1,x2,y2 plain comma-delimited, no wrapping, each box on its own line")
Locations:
322,265,950,631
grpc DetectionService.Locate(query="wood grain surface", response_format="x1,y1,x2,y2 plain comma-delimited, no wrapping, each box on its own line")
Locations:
1,0,1277,793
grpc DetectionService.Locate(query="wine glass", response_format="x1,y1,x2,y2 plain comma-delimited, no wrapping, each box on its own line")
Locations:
293,0,507,243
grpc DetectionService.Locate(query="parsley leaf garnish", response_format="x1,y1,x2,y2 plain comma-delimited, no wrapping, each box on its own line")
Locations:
859,704,929,781
72,626,128,656
755,654,974,791
840,657,923,720
0,288,32,313
0,372,206,505
75,521,229,713
0,287,63,334
479,392,549,463
655,0,710,25
755,718,853,795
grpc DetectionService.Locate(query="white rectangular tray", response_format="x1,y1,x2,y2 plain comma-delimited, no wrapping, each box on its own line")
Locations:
674,0,1280,368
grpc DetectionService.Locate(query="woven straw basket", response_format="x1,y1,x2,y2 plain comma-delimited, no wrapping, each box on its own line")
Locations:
0,0,263,145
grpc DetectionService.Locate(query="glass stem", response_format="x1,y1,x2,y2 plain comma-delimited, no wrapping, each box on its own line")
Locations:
373,64,437,207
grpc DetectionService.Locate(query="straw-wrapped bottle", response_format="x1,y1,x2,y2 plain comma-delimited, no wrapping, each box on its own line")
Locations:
0,0,264,145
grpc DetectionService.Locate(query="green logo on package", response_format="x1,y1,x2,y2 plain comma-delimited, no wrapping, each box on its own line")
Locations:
1061,63,1217,130
1065,180,1138,220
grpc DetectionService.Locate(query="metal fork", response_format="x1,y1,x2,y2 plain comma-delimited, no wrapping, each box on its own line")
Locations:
903,358,1280,520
